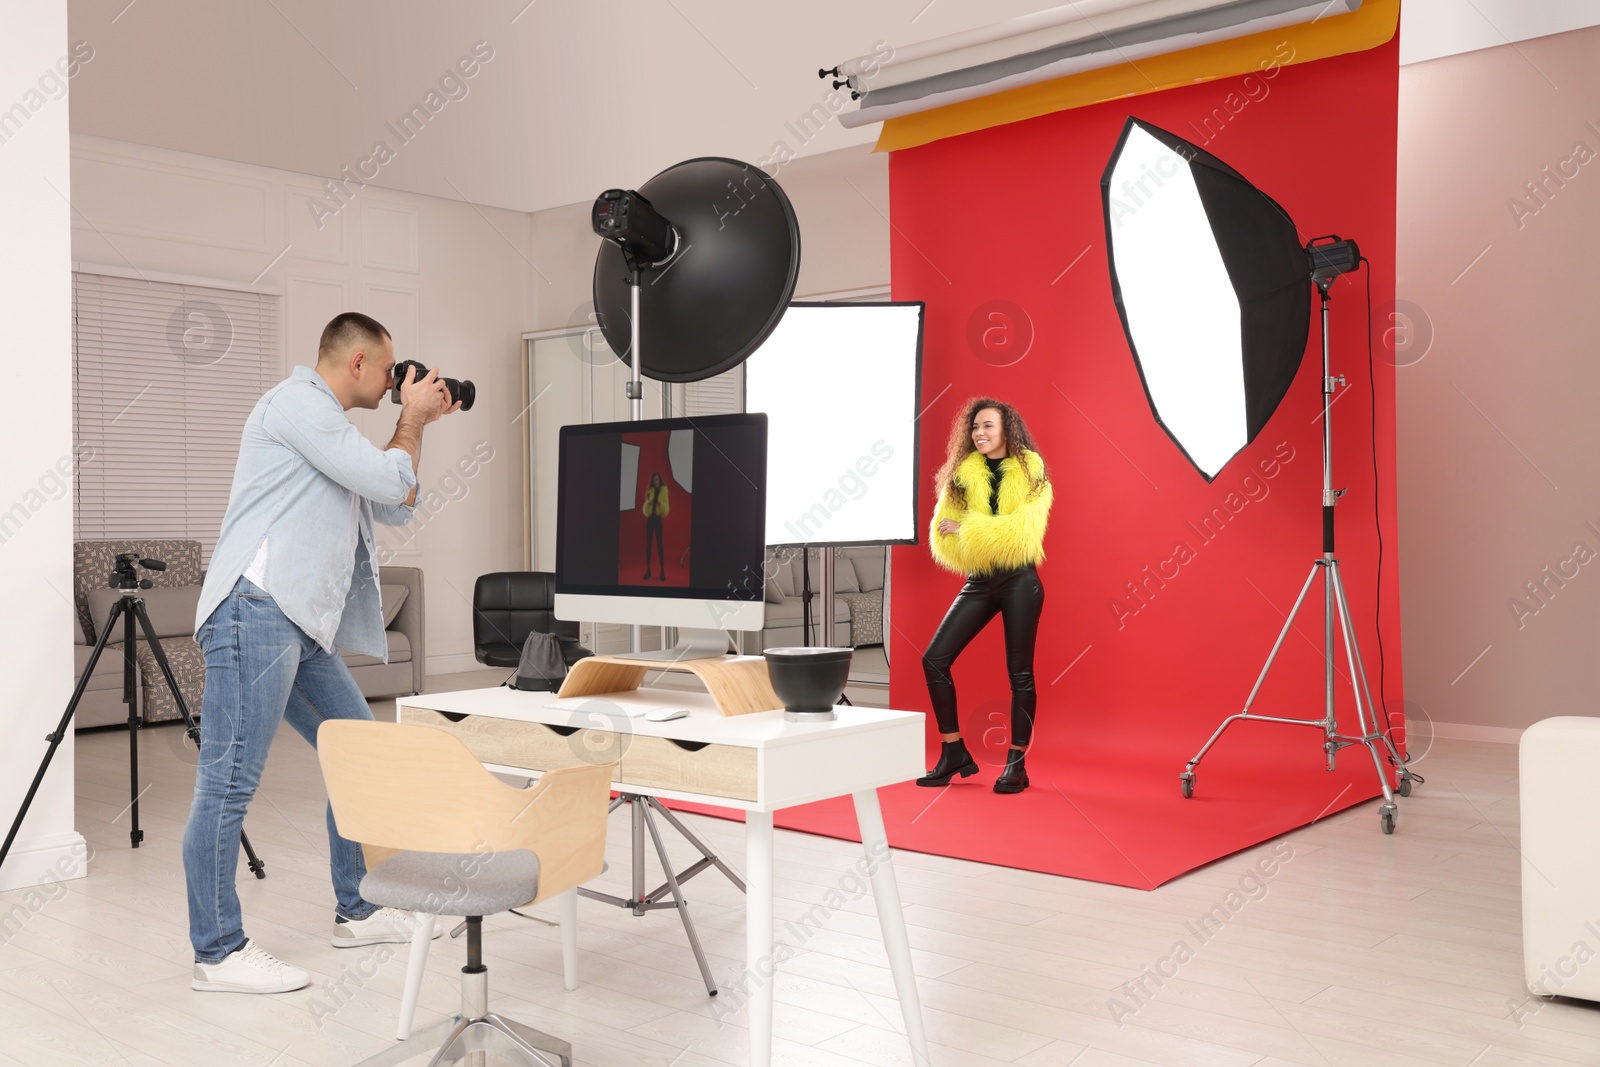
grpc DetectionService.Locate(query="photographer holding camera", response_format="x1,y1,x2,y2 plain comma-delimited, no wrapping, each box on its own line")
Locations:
184,312,459,993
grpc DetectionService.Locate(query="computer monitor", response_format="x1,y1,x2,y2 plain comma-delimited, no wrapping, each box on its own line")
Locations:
554,413,767,660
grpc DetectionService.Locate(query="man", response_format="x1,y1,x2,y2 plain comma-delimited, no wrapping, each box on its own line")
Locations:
184,312,457,993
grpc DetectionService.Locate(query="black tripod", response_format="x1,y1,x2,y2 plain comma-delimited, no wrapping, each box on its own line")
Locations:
0,554,265,876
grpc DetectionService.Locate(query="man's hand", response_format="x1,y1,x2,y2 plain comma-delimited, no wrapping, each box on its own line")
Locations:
387,364,458,508
397,364,457,425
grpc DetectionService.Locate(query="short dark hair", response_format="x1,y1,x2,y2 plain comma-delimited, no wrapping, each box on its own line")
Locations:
318,312,390,364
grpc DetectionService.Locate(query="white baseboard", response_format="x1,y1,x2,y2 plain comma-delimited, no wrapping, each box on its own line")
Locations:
0,830,89,893
427,652,485,677
1429,721,1524,744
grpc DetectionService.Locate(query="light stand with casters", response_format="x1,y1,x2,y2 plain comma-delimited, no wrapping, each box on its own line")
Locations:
1178,267,1421,834
0,553,266,875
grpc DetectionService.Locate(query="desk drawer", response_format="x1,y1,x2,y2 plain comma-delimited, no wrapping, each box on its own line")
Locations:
622,736,758,802
402,708,624,781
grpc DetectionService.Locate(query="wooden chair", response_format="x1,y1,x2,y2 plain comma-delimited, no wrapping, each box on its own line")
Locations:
318,719,615,1067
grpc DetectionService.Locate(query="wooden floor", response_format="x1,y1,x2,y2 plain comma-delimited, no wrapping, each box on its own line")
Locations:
2,670,1596,1066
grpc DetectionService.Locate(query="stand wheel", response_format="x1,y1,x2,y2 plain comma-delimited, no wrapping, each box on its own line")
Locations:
1180,773,1195,799
1397,775,1412,798
1380,806,1396,835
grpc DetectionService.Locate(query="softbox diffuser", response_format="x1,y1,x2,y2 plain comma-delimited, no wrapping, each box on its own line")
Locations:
744,302,924,546
1102,117,1309,480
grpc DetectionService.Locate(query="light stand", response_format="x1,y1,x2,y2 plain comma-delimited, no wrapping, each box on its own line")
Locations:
562,176,785,990
0,554,266,874
1179,253,1420,834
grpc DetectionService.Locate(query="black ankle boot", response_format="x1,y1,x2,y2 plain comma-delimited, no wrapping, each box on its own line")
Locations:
994,750,1028,793
917,740,979,787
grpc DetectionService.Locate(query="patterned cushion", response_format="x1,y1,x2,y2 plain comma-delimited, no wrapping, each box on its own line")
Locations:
74,540,202,642
838,591,883,646
132,636,205,724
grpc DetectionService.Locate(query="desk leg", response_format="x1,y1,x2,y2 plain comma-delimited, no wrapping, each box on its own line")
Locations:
746,810,774,1067
853,789,930,1066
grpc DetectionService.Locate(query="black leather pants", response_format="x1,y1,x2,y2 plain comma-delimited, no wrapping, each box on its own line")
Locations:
644,515,665,573
922,564,1044,747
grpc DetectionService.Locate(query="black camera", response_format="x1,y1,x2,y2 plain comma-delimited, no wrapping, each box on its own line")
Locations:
390,359,475,412
110,553,165,590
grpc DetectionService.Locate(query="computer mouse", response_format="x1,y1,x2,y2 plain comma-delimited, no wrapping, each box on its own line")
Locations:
645,706,689,722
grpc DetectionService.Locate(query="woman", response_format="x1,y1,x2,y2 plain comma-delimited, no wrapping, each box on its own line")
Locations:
919,398,1053,794
642,472,669,581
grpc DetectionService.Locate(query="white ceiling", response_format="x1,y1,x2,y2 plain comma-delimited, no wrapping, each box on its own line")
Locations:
63,1,1600,215
64,0,1058,214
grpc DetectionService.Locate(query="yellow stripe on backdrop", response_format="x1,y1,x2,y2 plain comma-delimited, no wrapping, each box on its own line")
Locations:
873,0,1400,153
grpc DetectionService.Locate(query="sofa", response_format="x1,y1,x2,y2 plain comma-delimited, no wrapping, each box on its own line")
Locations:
73,539,207,730
344,565,427,700
72,539,426,730
736,546,885,653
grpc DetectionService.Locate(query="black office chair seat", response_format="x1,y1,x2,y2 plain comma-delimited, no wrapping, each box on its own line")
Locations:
473,572,593,669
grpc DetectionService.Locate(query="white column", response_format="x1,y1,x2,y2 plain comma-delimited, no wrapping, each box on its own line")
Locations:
0,0,86,892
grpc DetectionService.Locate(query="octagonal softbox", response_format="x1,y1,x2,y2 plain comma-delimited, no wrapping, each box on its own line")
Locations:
1102,117,1309,480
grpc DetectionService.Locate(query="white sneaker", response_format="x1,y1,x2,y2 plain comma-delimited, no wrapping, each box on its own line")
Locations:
331,907,441,948
192,940,310,994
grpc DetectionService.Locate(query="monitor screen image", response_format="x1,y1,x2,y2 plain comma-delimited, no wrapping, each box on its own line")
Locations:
555,413,768,641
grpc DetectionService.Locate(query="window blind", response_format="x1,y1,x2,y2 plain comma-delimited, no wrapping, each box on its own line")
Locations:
72,272,282,565
684,364,743,416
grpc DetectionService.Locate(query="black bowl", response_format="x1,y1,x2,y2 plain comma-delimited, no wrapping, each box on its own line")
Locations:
764,647,852,719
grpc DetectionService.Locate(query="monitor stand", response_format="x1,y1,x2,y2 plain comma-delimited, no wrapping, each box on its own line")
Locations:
609,627,729,662
559,647,781,717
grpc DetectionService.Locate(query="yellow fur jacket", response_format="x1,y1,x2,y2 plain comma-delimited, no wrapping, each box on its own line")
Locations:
930,449,1052,577
643,485,669,517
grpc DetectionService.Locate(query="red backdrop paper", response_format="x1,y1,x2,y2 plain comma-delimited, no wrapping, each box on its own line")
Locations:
878,35,1403,882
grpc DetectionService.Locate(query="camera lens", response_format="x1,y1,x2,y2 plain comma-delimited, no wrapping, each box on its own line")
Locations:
391,359,474,413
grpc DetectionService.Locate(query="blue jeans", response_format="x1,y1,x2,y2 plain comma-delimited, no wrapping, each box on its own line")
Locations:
183,577,378,962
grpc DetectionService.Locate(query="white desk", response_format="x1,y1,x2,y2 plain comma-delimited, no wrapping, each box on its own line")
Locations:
397,685,929,1067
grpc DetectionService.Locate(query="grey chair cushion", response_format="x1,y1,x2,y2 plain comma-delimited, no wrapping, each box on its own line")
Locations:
360,849,540,917
86,584,202,639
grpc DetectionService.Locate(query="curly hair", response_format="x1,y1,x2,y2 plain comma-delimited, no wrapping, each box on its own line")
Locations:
933,397,1049,509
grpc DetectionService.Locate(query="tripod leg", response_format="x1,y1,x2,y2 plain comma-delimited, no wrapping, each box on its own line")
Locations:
1185,563,1321,778
1329,567,1399,808
132,601,267,877
640,801,719,996
1330,564,1413,777
0,603,127,870
647,798,746,893
123,602,143,848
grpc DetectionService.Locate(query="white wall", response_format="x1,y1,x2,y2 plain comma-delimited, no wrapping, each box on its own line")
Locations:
69,134,535,676
1399,0,1600,66
0,1,87,891
1395,24,1600,736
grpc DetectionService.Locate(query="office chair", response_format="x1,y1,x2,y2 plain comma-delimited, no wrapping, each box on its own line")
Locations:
318,719,615,1067
473,572,592,669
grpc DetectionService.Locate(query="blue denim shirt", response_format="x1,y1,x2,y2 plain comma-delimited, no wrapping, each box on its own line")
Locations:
195,366,417,658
